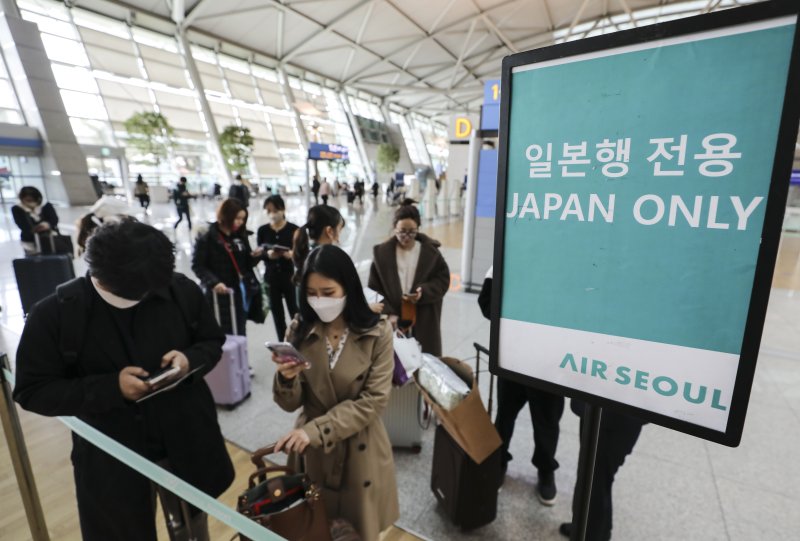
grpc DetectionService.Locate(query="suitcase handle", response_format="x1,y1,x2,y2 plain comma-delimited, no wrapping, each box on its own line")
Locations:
212,289,238,335
33,232,55,254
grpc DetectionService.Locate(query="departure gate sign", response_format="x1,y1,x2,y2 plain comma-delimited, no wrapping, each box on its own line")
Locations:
490,1,800,446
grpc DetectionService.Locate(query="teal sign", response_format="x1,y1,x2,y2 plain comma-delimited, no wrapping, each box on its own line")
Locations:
493,4,800,445
503,24,794,354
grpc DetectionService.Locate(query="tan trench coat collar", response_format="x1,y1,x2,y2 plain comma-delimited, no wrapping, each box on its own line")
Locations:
302,318,387,410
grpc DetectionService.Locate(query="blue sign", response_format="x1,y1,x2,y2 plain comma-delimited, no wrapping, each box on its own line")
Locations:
308,142,348,161
482,80,501,131
791,169,800,185
484,80,500,105
475,149,497,218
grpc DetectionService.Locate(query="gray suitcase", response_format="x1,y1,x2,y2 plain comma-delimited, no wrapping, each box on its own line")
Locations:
205,290,251,408
381,381,424,452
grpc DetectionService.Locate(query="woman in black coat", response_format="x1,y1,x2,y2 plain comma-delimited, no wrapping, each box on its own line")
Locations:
256,194,299,340
11,185,60,254
192,198,264,336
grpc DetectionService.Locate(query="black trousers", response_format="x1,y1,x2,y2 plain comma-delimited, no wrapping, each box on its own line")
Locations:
494,377,565,473
572,412,643,541
73,445,208,541
174,207,191,229
268,274,298,340
321,195,329,205
136,194,150,209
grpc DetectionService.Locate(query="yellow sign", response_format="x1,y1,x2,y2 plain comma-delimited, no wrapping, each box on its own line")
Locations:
455,117,472,139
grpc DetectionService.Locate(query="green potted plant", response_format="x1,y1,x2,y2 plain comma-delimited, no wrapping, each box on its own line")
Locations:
219,125,255,175
124,111,175,181
376,142,400,173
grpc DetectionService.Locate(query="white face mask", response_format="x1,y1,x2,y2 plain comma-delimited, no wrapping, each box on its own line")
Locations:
308,295,346,323
91,276,142,309
269,211,284,224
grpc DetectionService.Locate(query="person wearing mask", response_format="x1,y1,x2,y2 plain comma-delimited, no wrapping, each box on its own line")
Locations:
11,186,60,255
133,174,150,210
319,177,331,205
13,220,234,541
291,204,345,282
478,266,565,505
560,401,645,541
257,195,299,340
368,199,450,356
273,244,399,541
173,177,194,231
192,199,264,339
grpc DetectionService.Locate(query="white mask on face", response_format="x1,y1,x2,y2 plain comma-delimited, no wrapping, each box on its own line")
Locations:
308,295,346,323
91,276,142,309
269,211,284,224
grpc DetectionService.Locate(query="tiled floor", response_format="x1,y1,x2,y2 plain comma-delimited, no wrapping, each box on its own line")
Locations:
2,193,800,540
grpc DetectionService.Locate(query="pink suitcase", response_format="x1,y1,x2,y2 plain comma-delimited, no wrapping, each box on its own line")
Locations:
205,290,251,408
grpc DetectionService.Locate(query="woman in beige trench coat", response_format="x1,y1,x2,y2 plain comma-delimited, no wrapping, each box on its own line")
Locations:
273,244,399,541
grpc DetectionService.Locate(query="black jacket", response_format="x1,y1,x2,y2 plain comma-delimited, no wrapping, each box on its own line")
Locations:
192,222,259,291
256,221,298,282
12,202,60,242
13,273,234,498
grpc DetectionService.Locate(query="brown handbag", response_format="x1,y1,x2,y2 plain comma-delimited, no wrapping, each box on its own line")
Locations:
238,444,333,541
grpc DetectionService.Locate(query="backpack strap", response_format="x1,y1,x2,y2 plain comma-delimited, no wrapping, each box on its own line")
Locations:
169,274,200,338
55,277,90,370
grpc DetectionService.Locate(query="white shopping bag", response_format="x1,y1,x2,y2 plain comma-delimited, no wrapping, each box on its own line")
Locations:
393,331,423,377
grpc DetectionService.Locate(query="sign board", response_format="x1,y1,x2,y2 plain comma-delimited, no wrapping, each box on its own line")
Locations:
449,114,478,141
791,169,800,184
476,149,498,218
481,80,501,131
308,142,348,161
491,1,800,446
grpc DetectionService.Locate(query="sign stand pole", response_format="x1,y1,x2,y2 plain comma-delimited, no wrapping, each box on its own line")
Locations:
0,354,50,540
571,404,602,541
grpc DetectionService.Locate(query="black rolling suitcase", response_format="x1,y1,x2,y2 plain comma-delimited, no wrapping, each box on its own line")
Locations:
13,255,76,315
429,342,501,530
431,424,502,530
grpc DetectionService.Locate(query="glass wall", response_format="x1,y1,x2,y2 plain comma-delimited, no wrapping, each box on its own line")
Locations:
13,0,446,193
0,45,25,125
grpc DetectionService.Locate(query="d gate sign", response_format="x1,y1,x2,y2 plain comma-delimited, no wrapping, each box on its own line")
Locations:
491,1,800,445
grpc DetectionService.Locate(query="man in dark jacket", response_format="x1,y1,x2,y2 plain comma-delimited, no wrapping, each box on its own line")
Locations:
229,173,250,207
560,400,645,541
478,266,565,506
173,176,193,230
13,220,234,541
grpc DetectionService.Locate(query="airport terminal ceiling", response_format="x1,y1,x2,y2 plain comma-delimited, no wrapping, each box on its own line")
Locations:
72,0,766,116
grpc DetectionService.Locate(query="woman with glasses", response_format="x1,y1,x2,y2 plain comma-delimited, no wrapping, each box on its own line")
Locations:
368,199,450,355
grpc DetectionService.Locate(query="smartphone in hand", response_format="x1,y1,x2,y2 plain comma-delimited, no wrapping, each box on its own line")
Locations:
141,365,180,385
266,342,310,368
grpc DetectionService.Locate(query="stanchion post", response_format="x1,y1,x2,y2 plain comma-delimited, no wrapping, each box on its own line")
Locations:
0,353,50,540
571,404,602,541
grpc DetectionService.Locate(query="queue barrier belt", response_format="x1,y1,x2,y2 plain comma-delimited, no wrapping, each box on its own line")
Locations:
2,367,284,541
